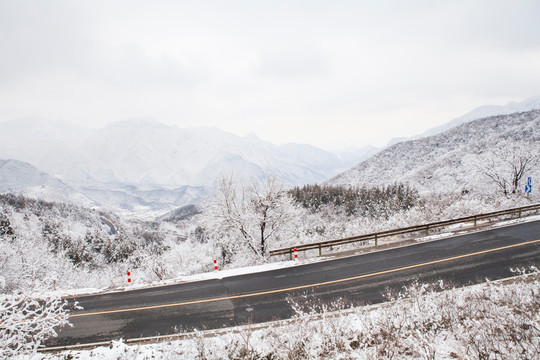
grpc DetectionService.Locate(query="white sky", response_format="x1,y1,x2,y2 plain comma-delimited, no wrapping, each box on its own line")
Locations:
1,0,539,149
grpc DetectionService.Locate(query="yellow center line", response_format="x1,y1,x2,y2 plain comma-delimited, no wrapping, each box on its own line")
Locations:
70,238,540,318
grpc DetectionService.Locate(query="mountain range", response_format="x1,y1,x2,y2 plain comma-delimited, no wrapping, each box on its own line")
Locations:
0,117,373,214
0,117,373,188
1,95,539,213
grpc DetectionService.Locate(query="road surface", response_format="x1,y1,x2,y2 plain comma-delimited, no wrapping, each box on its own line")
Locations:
47,220,540,348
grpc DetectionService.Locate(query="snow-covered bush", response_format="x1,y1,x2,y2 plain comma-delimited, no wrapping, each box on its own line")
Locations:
0,294,74,357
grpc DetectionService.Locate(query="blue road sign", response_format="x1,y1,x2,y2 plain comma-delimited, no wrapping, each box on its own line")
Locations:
525,177,532,193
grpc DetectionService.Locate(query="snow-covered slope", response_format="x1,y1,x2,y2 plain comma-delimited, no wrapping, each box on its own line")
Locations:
0,159,97,206
386,95,540,147
329,110,540,194
0,158,207,214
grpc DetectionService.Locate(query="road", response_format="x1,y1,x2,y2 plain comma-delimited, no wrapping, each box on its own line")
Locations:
99,217,117,235
47,220,540,348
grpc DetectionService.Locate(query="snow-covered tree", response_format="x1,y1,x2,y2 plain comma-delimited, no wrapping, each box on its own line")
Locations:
478,142,539,196
203,175,298,263
0,212,14,237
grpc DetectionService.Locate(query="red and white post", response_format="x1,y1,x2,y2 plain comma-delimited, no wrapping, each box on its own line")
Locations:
127,271,132,283
294,248,298,260
214,259,218,271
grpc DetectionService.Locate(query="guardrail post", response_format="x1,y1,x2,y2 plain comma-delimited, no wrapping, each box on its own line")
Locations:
289,249,292,261
474,216,477,227
426,225,429,235
374,234,378,246
519,209,522,218
319,244,322,256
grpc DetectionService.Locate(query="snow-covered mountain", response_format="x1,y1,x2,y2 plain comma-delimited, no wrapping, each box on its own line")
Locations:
0,117,368,213
0,117,355,188
0,158,207,214
79,121,348,186
0,159,97,207
329,110,540,195
386,95,540,147
3,96,538,212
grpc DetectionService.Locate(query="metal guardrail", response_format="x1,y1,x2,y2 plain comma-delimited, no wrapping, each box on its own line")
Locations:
270,203,540,259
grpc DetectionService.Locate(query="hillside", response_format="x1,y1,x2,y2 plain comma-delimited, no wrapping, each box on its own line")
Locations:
386,95,540,147
0,159,97,207
0,159,207,214
330,110,540,196
0,192,186,293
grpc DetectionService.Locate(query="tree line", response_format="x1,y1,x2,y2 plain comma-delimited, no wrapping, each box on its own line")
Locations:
289,183,419,218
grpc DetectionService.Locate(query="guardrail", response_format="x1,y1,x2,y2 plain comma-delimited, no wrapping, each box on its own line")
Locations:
270,203,540,259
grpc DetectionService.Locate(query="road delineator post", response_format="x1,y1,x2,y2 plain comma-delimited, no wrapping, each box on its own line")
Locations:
214,259,218,271
294,248,298,260
127,271,131,283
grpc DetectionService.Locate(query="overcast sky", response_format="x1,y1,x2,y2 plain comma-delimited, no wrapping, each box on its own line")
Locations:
1,1,539,149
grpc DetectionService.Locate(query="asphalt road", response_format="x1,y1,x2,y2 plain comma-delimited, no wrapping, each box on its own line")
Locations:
47,220,540,348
